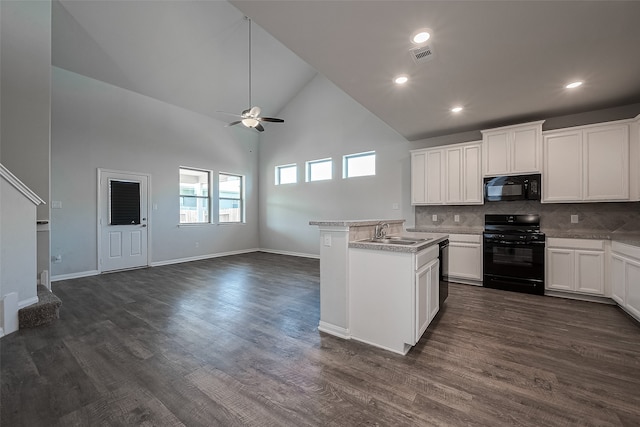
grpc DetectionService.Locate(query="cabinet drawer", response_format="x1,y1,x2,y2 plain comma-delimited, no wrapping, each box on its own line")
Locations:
416,245,439,270
448,233,482,244
547,238,604,251
612,241,640,261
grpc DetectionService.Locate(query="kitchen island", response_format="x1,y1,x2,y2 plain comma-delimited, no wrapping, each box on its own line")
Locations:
310,219,447,355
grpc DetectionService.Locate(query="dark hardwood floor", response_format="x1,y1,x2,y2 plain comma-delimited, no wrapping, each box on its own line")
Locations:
2,252,640,426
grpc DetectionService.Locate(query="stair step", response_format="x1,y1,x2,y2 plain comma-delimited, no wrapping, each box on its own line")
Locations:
18,285,62,329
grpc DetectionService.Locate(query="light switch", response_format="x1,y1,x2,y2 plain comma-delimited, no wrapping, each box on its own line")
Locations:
51,200,62,209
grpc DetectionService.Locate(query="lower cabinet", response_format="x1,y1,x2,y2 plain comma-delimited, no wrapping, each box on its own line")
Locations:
349,244,439,355
448,234,483,284
546,238,605,296
611,242,640,321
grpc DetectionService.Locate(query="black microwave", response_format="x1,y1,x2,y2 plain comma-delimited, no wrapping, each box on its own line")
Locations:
484,174,541,202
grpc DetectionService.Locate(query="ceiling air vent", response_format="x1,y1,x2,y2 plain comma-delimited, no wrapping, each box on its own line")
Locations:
410,45,435,64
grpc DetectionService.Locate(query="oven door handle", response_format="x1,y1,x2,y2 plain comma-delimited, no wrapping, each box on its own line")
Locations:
490,240,545,246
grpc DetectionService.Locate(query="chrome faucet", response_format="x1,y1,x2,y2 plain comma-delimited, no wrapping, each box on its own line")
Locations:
374,222,389,239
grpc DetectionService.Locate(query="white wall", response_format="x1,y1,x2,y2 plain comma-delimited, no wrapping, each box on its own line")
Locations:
51,68,260,277
0,0,51,279
258,74,411,256
0,179,38,305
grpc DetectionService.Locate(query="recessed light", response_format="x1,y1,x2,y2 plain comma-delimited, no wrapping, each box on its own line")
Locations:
565,81,583,89
412,29,431,44
394,75,409,85
451,106,463,113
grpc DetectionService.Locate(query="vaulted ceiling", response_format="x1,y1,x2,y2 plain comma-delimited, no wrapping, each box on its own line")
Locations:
53,1,640,141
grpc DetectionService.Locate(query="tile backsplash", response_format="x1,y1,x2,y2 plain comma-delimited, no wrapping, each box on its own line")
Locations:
415,201,640,234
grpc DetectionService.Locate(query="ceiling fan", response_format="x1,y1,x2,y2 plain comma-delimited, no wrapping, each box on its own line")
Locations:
223,17,284,132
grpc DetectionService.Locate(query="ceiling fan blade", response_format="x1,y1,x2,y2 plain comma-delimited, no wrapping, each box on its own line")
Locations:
258,117,284,123
241,108,251,117
255,123,265,132
225,121,242,127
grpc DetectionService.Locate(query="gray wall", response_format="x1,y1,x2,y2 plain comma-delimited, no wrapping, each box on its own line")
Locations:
0,0,51,279
51,68,260,277
258,74,412,256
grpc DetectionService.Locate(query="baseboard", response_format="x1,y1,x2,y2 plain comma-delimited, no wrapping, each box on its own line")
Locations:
318,321,350,339
544,290,615,305
18,296,39,309
259,248,319,259
150,248,260,267
51,270,100,282
447,277,483,286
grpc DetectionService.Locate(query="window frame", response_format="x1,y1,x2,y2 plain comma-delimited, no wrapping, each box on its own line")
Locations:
218,172,245,224
275,163,298,185
343,151,376,179
179,167,212,225
305,158,333,182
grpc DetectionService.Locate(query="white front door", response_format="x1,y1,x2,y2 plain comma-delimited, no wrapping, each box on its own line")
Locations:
98,169,149,272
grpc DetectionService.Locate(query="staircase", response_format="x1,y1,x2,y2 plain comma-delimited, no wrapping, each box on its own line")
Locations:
18,285,62,328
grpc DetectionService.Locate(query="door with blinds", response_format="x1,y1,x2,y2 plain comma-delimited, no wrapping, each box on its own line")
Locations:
98,169,149,272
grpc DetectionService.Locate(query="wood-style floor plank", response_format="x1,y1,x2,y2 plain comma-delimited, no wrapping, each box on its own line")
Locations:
2,252,640,426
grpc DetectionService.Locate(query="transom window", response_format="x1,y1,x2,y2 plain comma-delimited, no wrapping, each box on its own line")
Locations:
344,151,376,178
306,158,333,182
219,173,244,223
275,164,297,185
179,168,211,224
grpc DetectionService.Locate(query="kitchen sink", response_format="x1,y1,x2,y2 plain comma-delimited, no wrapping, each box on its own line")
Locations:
361,237,432,245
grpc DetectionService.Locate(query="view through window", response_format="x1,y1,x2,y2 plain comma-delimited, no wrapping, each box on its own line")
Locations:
219,173,244,223
179,168,210,223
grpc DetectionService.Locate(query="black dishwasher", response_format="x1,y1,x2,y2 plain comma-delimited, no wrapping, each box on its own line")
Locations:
439,239,449,305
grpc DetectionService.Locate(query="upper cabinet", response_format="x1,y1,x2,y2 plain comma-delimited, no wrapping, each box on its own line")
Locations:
481,121,544,176
411,141,482,206
543,121,630,203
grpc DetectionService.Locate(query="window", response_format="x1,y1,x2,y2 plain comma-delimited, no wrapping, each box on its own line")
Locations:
344,151,376,178
219,173,244,223
275,164,297,185
179,168,211,224
306,158,333,182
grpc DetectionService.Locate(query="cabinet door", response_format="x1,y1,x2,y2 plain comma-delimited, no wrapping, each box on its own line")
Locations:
411,151,427,204
611,254,626,305
463,144,483,204
543,131,582,202
483,131,510,176
575,250,605,295
428,259,439,323
415,263,431,342
511,125,541,174
583,124,629,201
426,150,444,204
625,259,640,320
448,243,482,281
446,147,463,203
546,248,574,291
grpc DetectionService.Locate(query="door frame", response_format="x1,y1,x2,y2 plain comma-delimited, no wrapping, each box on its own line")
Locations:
97,168,152,273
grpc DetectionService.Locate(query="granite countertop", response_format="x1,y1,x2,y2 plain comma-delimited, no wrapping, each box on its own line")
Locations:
349,232,448,253
309,219,406,227
544,230,640,247
406,227,483,235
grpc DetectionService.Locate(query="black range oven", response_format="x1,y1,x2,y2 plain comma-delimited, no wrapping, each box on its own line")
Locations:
483,214,545,295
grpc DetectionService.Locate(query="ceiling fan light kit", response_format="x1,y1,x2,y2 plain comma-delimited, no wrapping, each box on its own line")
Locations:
224,17,284,132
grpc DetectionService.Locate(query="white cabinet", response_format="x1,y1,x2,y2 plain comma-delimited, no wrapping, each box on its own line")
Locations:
349,244,439,355
481,121,544,176
411,141,482,206
447,234,483,284
610,242,640,322
546,238,605,296
543,122,630,203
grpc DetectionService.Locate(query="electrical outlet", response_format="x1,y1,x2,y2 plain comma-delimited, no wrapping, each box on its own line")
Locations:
454,214,460,223
195,241,199,248
571,214,579,224
392,203,399,210
323,234,332,247
51,200,62,209
432,214,438,222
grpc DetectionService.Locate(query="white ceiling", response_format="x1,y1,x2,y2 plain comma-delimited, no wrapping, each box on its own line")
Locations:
53,1,640,141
